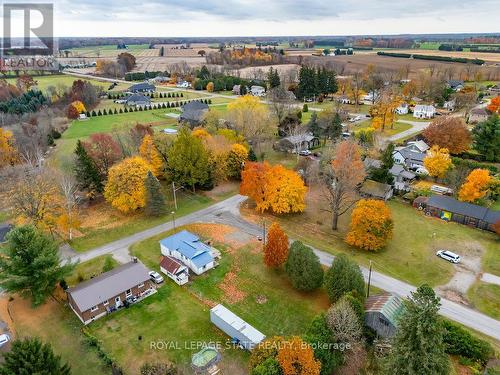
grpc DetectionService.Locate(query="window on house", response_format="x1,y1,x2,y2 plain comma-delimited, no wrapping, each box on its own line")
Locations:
90,305,98,312
138,283,144,288
103,300,109,306
126,289,132,297
115,296,121,303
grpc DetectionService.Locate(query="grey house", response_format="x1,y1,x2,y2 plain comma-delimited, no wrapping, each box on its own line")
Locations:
179,100,209,127
128,82,155,93
360,179,393,201
276,133,320,153
365,293,404,338
389,164,416,192
392,147,426,170
125,93,151,107
210,304,265,350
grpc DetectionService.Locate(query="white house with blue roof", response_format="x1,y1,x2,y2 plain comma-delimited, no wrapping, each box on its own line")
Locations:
159,230,216,275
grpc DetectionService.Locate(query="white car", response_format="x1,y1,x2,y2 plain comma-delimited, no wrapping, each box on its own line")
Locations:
436,250,461,264
415,166,429,176
299,150,311,156
149,271,164,284
0,334,10,347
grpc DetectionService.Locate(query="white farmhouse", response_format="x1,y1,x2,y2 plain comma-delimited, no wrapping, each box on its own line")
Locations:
413,105,436,119
395,103,409,115
250,85,266,96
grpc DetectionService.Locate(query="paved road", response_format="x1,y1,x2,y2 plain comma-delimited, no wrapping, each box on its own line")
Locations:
482,273,500,286
63,194,500,340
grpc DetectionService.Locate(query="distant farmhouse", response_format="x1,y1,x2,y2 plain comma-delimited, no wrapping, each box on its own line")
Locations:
468,107,489,123
365,293,405,338
67,260,155,325
276,133,319,153
446,80,464,91
128,82,155,93
125,93,151,107
179,101,209,127
413,104,436,119
413,195,500,232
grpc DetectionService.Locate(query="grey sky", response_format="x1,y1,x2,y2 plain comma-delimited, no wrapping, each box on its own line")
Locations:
3,0,500,36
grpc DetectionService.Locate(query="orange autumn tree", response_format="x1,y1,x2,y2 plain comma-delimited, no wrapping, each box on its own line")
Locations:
346,199,393,251
487,96,500,114
0,127,19,167
240,162,307,214
458,169,492,203
422,116,471,154
139,134,163,177
264,222,289,267
277,336,321,375
423,145,452,179
104,156,152,213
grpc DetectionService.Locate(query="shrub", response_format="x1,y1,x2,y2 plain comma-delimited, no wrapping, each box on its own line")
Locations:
442,320,493,365
285,241,324,291
324,254,365,303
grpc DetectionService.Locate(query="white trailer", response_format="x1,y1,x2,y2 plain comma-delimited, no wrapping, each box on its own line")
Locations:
210,304,265,350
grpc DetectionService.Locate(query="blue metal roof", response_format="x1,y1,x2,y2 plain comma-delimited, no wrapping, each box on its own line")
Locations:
160,230,214,267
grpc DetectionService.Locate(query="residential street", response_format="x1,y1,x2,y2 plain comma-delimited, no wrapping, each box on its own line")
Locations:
63,194,500,341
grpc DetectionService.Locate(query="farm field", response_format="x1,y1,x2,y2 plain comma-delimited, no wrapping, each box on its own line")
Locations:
5,74,110,92
66,44,154,58
376,48,500,63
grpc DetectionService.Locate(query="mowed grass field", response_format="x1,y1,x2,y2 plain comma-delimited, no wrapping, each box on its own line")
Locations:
5,74,110,92
467,281,500,320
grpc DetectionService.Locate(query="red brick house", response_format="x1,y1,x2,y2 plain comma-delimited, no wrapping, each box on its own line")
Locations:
67,260,155,325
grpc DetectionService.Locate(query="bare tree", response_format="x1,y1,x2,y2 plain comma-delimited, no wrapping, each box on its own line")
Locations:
267,86,295,126
57,172,80,240
326,299,363,344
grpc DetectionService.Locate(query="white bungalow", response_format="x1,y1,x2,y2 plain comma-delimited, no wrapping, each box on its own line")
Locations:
395,103,409,115
160,255,189,285
413,105,436,119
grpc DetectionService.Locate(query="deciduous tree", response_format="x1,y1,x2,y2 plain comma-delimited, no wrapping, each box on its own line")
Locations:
226,143,248,179
424,145,452,179
104,156,152,213
487,96,500,114
285,241,324,291
423,116,471,154
0,127,19,167
385,285,450,375
326,298,363,344
345,199,393,251
458,168,492,203
0,337,71,375
139,134,163,177
276,336,321,375
324,254,365,303
84,133,122,179
323,140,366,230
0,225,74,306
264,222,289,268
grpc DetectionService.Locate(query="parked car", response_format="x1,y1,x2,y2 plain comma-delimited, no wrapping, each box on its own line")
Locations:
299,150,311,156
149,270,164,284
436,250,461,264
0,334,10,347
341,132,351,139
415,166,429,176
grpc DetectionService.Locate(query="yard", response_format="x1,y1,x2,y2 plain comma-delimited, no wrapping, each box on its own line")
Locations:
84,223,330,373
467,282,500,320
241,187,498,288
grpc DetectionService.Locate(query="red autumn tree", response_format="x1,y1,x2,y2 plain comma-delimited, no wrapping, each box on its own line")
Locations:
487,96,500,114
66,104,79,119
423,116,471,154
277,336,321,375
84,133,123,178
264,222,289,268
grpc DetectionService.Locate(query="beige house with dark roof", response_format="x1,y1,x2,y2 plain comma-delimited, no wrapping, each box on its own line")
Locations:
67,260,155,325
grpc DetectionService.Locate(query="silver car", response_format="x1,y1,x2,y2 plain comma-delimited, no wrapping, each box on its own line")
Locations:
149,271,164,284
0,334,10,347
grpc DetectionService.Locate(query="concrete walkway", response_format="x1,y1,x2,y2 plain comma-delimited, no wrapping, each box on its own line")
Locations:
387,119,430,141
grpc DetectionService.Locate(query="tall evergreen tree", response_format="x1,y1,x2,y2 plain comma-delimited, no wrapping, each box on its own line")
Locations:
0,226,74,306
297,65,317,100
324,254,365,303
0,337,71,375
267,67,281,89
308,112,321,137
386,284,450,375
74,140,103,194
369,143,395,184
248,147,258,162
144,171,167,217
472,114,500,162
324,112,343,141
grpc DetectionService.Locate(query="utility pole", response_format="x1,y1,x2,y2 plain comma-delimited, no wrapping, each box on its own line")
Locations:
367,260,372,298
171,211,176,233
172,182,178,210
262,220,266,249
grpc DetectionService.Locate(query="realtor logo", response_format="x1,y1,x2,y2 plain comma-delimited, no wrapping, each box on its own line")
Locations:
2,3,55,56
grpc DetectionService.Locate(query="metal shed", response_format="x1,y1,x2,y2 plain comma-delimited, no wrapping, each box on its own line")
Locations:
365,293,404,338
210,304,265,350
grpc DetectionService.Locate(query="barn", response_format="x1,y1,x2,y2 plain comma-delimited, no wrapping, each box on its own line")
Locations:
365,293,405,338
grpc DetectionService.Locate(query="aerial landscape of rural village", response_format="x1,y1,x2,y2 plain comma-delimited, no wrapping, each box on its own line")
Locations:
0,1,499,374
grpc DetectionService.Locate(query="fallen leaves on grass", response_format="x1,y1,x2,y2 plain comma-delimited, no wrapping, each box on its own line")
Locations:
219,270,246,304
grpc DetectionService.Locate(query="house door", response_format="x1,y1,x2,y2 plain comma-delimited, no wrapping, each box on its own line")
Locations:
115,296,121,308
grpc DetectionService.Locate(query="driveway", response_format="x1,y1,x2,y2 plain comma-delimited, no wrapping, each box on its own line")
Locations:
386,119,430,141
60,194,500,340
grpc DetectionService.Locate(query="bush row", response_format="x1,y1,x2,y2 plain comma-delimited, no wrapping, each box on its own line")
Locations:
84,99,212,117
451,156,498,173
107,92,184,99
124,71,168,81
376,51,485,65
81,328,115,367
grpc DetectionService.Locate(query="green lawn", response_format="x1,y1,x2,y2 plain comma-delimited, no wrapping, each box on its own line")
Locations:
5,74,109,92
244,199,497,287
66,255,119,286
467,282,500,320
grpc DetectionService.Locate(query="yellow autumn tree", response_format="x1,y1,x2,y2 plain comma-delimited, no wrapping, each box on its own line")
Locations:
192,127,211,139
206,81,214,92
423,145,452,179
71,100,86,114
0,128,19,167
458,169,492,203
227,143,248,179
139,134,163,177
104,156,152,213
277,336,321,375
346,199,393,251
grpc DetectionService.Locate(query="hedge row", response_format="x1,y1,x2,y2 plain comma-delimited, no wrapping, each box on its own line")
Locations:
107,92,184,99
84,99,212,117
451,156,498,173
124,71,167,81
376,51,485,65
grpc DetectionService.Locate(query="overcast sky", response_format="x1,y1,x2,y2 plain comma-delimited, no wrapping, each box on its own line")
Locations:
3,0,500,37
